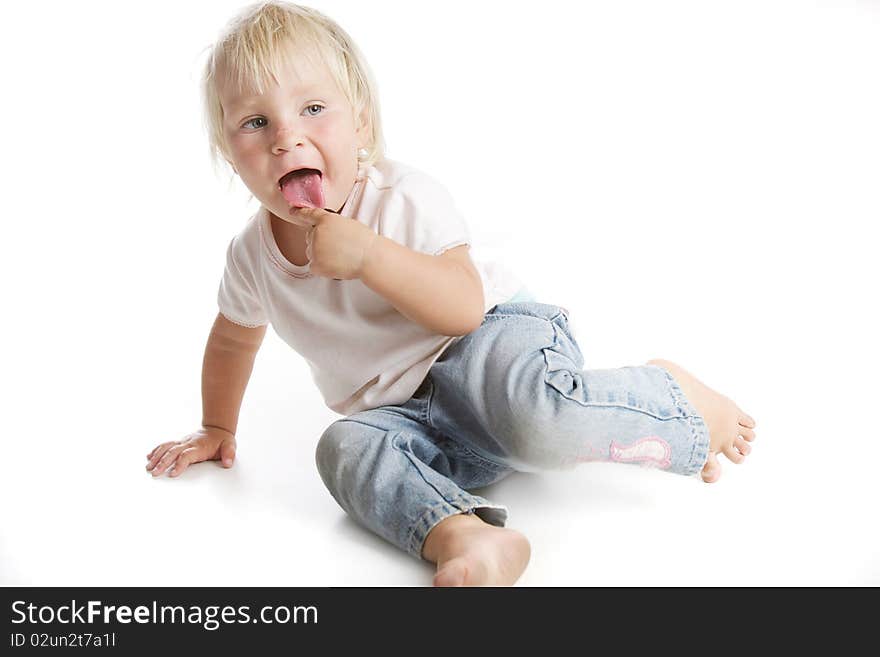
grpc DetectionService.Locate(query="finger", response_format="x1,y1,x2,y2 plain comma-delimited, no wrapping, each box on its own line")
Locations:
281,215,314,230
147,441,175,461
146,442,176,470
281,207,316,229
168,447,201,478
288,207,321,227
738,425,756,442
147,442,167,462
150,448,178,477
151,444,186,477
219,440,236,468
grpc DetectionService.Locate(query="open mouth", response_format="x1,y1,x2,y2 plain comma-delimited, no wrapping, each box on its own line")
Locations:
278,168,322,189
278,168,324,209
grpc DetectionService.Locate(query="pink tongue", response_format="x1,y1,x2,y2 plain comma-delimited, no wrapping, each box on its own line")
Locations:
281,171,324,209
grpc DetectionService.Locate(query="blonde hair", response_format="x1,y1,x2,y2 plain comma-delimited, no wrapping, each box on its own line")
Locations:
201,1,385,173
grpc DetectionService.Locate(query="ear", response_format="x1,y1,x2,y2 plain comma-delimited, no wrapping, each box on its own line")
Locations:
354,105,370,145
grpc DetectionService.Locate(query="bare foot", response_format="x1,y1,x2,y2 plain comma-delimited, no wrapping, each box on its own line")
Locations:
421,513,531,586
647,359,757,483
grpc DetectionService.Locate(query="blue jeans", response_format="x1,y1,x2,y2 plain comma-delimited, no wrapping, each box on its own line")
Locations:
315,301,710,561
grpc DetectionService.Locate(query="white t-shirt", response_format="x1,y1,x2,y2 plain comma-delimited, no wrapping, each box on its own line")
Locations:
217,157,525,416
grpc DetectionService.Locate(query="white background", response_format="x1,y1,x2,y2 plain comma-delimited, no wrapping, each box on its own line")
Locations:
1,0,878,586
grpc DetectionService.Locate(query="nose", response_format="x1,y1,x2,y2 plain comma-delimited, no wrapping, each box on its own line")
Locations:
271,124,305,155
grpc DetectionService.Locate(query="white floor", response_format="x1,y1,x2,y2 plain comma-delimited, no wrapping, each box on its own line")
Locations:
2,322,878,587
2,0,878,587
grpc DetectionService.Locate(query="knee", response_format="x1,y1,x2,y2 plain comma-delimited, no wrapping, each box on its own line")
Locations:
508,434,565,471
315,420,355,484
499,404,567,471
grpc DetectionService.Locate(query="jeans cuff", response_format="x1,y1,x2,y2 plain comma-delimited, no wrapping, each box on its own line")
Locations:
407,495,509,561
681,412,710,477
652,365,711,477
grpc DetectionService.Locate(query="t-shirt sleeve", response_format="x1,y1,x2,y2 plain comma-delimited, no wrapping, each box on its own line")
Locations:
378,172,472,256
217,235,269,328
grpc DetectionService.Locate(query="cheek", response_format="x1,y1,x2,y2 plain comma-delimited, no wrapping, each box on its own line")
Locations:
228,137,255,161
320,117,357,149
227,128,264,154
229,143,266,180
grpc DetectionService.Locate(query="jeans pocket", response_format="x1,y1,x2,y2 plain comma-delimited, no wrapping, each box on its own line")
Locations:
543,343,683,421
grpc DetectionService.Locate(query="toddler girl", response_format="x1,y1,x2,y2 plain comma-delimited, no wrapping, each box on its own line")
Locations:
145,1,757,586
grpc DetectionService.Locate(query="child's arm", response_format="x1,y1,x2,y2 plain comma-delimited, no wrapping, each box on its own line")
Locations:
360,242,484,337
289,207,483,336
146,313,267,478
201,312,267,435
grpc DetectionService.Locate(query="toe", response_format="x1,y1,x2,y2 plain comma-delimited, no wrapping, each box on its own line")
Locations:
738,410,756,428
434,559,468,587
734,436,751,457
723,442,745,464
738,425,756,442
701,451,722,483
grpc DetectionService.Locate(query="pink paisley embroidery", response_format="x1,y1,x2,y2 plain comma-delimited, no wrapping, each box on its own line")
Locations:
609,436,672,469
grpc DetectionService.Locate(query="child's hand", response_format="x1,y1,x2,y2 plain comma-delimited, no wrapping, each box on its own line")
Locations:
287,207,378,280
145,427,236,478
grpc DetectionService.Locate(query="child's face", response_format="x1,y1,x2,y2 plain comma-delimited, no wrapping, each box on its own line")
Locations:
218,56,368,216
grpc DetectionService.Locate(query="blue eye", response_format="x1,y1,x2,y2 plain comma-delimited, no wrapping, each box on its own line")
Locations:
242,117,267,130
240,105,322,130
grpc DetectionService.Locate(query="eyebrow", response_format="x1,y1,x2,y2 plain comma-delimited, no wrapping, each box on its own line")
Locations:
227,83,326,110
